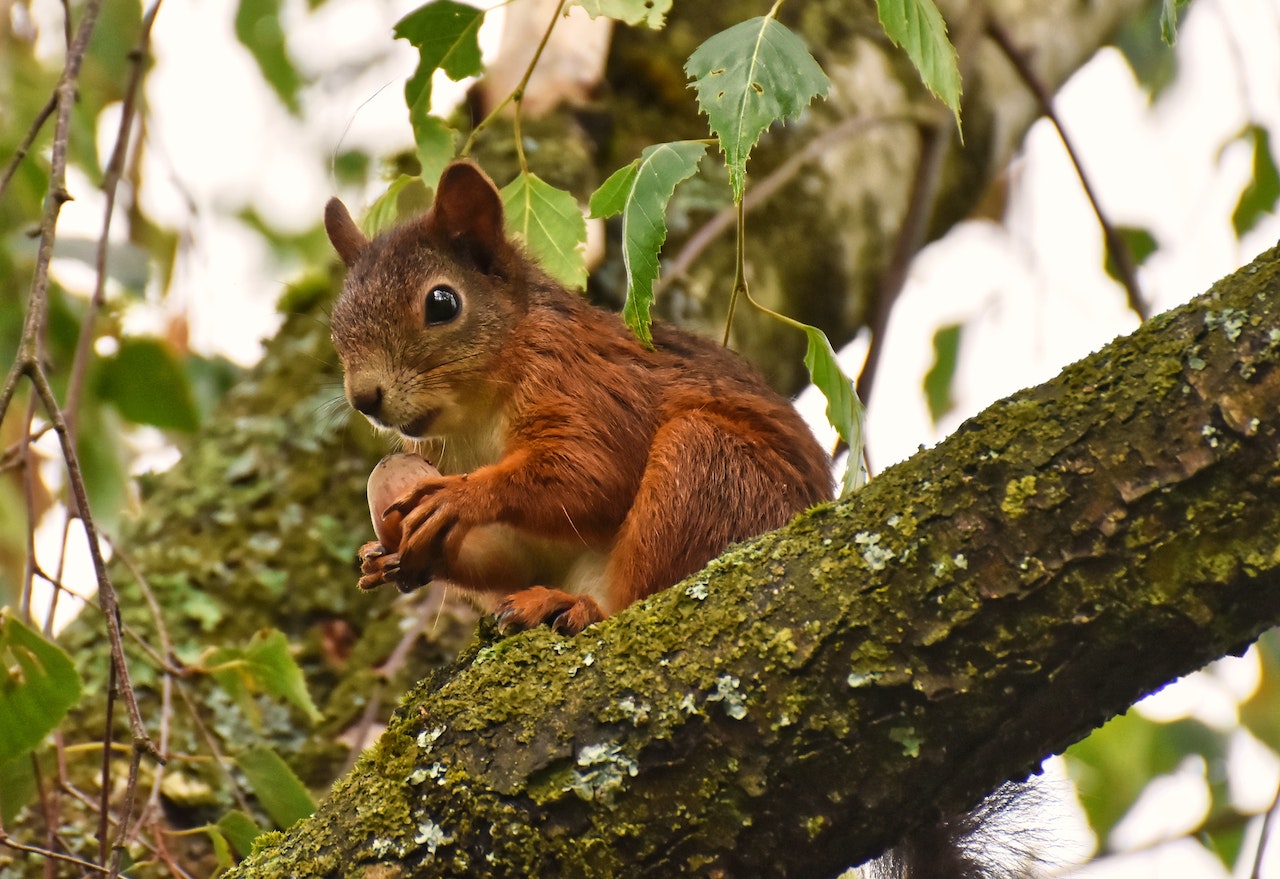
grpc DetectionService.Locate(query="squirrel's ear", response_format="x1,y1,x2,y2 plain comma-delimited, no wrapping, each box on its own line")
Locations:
324,198,368,267
428,161,506,273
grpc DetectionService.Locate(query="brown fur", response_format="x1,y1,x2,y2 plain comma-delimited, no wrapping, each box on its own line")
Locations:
325,161,833,633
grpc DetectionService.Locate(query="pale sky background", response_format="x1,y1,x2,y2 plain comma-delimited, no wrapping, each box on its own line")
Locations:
26,0,1280,875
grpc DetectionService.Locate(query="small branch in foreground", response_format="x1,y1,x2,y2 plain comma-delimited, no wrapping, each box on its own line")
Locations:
985,16,1150,321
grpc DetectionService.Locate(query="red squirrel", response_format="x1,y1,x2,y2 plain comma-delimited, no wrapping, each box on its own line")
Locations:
324,160,832,634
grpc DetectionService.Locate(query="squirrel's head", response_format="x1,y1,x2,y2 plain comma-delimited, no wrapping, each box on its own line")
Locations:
325,161,526,442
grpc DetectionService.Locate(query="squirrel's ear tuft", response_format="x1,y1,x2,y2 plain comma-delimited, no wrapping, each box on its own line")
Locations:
325,198,368,267
428,161,507,273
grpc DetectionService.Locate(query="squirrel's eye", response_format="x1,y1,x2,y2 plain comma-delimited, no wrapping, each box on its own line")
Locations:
424,285,461,325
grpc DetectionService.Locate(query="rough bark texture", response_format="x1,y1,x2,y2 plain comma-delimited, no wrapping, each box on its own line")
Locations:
225,241,1280,878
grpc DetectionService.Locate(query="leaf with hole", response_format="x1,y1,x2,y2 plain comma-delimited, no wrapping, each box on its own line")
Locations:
874,0,961,129
616,141,707,346
0,609,84,764
501,172,588,290
574,0,670,28
235,747,317,830
685,17,829,202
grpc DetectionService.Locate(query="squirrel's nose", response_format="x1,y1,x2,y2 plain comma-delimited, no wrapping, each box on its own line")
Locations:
348,383,384,418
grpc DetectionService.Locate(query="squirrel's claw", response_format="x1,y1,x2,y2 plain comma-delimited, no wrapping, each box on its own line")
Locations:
495,586,605,636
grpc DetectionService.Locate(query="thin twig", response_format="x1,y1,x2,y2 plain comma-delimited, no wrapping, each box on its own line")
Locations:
657,113,921,296
1250,778,1280,879
65,0,164,432
985,16,1150,321
0,832,110,875
0,95,56,203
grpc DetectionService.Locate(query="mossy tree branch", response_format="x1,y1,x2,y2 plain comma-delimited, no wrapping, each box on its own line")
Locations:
228,242,1280,878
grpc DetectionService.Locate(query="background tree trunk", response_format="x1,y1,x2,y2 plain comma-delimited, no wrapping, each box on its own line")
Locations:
223,239,1280,878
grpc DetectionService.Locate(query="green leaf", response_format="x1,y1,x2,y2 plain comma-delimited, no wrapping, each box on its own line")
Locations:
1065,711,1225,848
1240,631,1280,750
218,809,266,857
923,323,961,425
394,0,485,171
1114,5,1179,101
206,629,322,729
0,754,37,826
1231,124,1280,238
364,174,433,237
619,141,708,346
588,160,640,219
685,17,829,201
574,0,671,29
235,747,316,830
500,173,588,290
205,824,234,874
1103,226,1158,286
0,609,84,763
96,336,201,432
800,325,865,497
234,0,303,114
874,0,962,129
412,117,459,191
1160,0,1190,45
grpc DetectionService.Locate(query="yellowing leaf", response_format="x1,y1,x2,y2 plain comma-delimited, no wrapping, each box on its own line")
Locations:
574,0,670,29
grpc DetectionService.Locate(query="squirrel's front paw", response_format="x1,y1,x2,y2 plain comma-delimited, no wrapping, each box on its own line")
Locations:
495,586,605,636
355,541,419,592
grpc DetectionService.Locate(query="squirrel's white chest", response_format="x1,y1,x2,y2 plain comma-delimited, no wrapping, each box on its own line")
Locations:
421,403,509,475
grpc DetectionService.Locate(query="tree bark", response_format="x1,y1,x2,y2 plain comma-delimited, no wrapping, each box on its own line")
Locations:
225,239,1280,878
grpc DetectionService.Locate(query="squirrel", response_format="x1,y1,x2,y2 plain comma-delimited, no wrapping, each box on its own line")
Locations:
324,161,1040,879
323,160,833,635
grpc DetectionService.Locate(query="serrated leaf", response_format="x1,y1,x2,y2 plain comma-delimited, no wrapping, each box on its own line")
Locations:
874,0,961,129
1231,124,1280,238
235,747,316,830
394,0,485,171
1103,227,1158,286
685,17,829,201
619,141,708,346
218,809,266,857
206,629,322,729
500,173,587,290
96,337,201,432
574,0,671,29
588,160,640,219
234,0,303,114
800,326,865,497
0,609,84,763
923,323,961,425
364,175,432,237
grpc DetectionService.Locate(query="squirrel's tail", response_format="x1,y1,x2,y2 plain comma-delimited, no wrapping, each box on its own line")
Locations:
864,782,1048,879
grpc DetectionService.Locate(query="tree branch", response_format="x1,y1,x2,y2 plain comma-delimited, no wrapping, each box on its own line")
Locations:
228,241,1280,878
